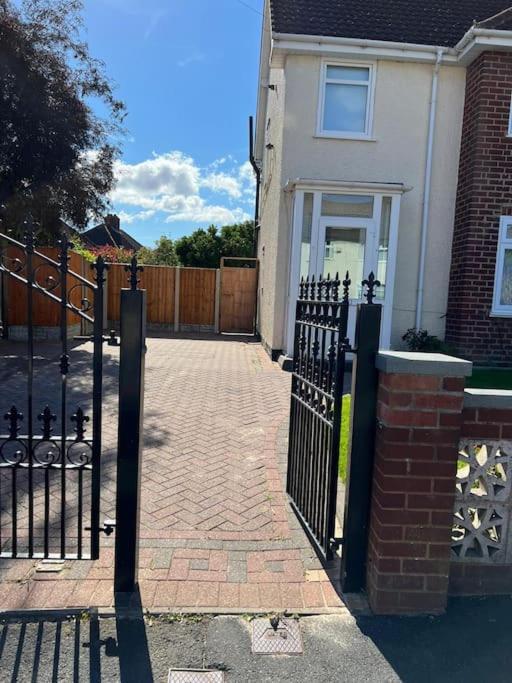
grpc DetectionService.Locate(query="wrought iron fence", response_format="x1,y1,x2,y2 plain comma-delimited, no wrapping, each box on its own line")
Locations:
0,222,107,559
286,271,381,562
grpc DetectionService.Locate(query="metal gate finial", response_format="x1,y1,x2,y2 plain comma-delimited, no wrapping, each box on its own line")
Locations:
92,255,108,285
332,272,341,301
38,406,57,440
343,271,351,304
126,255,143,291
362,272,381,305
310,274,316,300
71,407,90,441
4,406,23,439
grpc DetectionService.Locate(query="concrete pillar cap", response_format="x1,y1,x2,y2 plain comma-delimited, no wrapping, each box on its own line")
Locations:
376,351,472,377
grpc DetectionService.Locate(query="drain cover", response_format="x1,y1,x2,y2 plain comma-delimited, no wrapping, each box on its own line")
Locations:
251,617,303,655
168,670,224,683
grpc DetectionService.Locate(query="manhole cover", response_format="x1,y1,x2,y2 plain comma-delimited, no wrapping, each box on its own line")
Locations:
252,617,303,655
168,670,224,683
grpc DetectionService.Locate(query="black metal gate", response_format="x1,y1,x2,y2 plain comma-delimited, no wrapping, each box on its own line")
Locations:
0,222,108,560
287,271,382,588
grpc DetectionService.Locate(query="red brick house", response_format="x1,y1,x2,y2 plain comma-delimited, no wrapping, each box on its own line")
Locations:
255,1,512,366
446,30,512,365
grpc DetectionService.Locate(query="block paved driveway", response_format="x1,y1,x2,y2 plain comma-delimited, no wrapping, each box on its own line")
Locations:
0,334,345,612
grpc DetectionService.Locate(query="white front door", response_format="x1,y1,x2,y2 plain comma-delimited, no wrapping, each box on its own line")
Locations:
285,189,401,356
315,217,376,344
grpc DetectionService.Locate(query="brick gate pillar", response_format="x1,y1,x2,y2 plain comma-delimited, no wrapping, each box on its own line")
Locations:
366,351,472,615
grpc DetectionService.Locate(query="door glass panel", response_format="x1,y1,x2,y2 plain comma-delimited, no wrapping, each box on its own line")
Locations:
321,194,373,218
324,227,365,298
376,197,392,300
506,225,512,240
500,249,512,305
300,193,314,279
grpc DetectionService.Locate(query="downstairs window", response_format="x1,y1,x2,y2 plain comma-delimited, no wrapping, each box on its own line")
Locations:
492,216,512,316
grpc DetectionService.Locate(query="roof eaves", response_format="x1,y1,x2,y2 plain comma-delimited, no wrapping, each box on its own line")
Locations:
272,32,459,63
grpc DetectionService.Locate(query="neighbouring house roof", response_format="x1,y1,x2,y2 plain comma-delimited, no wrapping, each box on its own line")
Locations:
82,214,143,251
270,0,512,47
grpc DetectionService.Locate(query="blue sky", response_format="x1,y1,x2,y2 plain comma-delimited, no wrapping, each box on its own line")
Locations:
83,0,263,246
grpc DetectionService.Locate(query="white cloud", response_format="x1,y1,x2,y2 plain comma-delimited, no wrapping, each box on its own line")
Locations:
111,150,255,225
201,172,242,199
112,152,200,209
117,210,156,224
165,204,250,225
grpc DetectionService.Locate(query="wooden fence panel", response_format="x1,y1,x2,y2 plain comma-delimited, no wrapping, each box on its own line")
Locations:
107,264,175,324
5,247,87,327
220,266,258,333
179,268,216,327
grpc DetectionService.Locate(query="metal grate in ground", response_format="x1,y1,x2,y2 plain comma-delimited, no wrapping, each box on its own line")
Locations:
168,670,224,683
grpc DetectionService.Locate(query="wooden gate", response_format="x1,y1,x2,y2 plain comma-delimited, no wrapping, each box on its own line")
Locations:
219,258,258,333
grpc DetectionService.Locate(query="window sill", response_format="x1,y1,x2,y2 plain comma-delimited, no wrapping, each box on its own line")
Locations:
314,132,377,142
490,310,512,318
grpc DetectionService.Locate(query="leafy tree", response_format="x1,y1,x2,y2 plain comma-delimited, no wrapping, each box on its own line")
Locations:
175,225,222,268
220,221,255,260
0,0,125,238
138,236,179,267
71,239,95,263
174,221,255,268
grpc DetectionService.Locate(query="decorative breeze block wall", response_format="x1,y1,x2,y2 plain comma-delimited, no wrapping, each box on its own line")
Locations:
449,391,512,595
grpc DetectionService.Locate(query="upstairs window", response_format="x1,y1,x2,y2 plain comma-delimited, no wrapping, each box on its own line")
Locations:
508,93,512,136
492,217,512,316
318,62,375,139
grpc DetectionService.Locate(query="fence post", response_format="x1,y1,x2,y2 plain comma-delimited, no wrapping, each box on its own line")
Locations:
341,302,381,593
114,284,146,593
214,268,221,334
103,268,109,332
174,267,180,332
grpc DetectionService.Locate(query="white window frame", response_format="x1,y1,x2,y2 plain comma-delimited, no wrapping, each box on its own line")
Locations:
492,216,512,317
508,93,512,137
316,59,376,140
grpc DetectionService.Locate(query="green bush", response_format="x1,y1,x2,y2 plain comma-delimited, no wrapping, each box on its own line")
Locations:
402,328,442,352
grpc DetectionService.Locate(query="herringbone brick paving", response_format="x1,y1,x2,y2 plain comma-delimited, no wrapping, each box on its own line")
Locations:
0,335,345,612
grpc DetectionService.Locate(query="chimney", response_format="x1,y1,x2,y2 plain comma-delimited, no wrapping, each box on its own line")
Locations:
104,214,120,232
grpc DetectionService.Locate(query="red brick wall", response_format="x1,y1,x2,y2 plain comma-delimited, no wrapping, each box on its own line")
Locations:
446,51,512,365
449,403,512,595
366,373,465,615
460,404,512,440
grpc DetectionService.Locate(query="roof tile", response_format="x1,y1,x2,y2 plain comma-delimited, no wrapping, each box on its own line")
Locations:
270,0,512,47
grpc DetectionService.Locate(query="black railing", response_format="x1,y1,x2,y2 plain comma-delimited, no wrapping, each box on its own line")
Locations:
286,272,351,561
0,221,107,560
286,271,381,563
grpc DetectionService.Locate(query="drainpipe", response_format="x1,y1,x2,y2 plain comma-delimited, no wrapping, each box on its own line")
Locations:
249,115,261,258
415,48,444,330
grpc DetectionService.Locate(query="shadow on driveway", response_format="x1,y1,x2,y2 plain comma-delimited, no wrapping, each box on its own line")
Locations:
357,596,512,683
0,588,154,682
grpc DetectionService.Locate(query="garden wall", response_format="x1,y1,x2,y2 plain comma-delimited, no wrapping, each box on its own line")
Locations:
449,389,512,595
366,351,512,616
